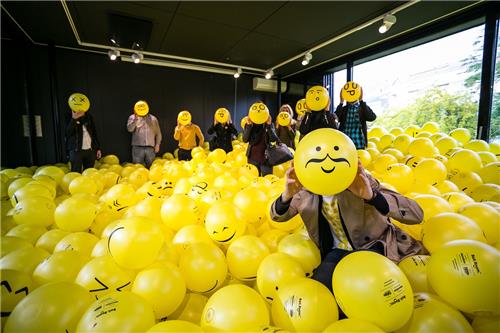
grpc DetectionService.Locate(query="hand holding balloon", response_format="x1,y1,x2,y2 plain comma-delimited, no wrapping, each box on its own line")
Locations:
347,161,373,200
282,163,303,202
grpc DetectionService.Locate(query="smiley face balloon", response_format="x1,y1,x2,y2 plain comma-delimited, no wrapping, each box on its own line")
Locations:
277,112,291,127
294,128,358,195
341,81,362,103
295,98,307,116
178,111,192,126
134,100,149,116
305,86,329,112
215,108,229,123
248,102,270,124
68,93,90,113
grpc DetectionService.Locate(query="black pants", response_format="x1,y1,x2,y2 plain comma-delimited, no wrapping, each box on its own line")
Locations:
248,158,273,176
178,148,192,161
70,149,96,172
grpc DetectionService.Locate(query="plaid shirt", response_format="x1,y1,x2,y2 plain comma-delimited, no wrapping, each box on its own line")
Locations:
344,102,365,149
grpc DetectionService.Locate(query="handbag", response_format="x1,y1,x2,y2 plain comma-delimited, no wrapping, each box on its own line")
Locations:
264,127,294,166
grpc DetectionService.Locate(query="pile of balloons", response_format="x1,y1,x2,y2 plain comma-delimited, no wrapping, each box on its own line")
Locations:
0,121,498,332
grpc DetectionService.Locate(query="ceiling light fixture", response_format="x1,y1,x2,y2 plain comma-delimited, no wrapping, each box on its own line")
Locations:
264,69,274,79
234,67,242,78
378,14,397,34
131,52,144,64
301,52,313,66
108,48,120,61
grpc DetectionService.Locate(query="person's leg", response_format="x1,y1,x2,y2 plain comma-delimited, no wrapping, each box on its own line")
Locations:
312,248,352,292
82,149,96,170
178,149,192,161
144,147,156,169
132,146,145,166
260,163,273,176
247,158,261,175
70,150,83,172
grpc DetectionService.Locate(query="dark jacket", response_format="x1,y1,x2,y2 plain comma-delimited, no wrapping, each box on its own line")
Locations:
242,123,279,162
335,101,376,147
65,113,100,152
276,125,296,149
298,111,338,138
207,123,238,153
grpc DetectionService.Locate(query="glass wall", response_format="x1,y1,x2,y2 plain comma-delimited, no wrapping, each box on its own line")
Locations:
352,25,485,137
490,20,500,143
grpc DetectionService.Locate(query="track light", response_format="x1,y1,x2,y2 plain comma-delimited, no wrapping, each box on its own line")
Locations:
131,52,144,64
108,48,120,61
234,67,242,78
379,14,397,34
264,70,274,79
301,52,313,66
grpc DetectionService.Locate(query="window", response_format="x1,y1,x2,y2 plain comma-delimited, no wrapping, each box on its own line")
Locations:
352,25,485,137
490,20,500,143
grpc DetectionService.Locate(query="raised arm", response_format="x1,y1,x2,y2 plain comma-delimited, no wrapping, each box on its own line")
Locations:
127,114,137,132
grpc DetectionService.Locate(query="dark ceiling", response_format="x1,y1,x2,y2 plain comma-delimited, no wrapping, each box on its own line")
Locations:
1,1,484,77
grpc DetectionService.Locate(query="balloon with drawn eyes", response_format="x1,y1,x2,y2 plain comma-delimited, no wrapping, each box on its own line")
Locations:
68,93,90,113
341,81,362,103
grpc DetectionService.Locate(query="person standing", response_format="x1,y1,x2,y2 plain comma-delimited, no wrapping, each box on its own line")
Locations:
335,82,376,149
126,100,162,168
275,104,296,149
298,86,338,139
66,92,101,172
207,108,237,153
174,110,204,161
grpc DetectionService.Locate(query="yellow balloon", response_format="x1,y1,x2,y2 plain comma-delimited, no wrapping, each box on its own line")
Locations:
1,269,32,324
256,252,305,302
408,138,436,158
357,150,372,168
427,240,499,315
10,184,53,206
435,180,459,193
372,154,398,173
161,194,201,231
398,255,432,293
5,224,46,245
449,128,471,144
147,320,203,333
1,236,32,257
90,238,109,257
272,277,338,332
435,136,459,155
240,116,249,129
108,217,164,270
5,282,93,333
472,316,500,333
248,102,270,124
226,235,270,281
169,293,208,324
32,250,88,286
10,196,55,227
233,187,268,224
448,149,482,174
368,126,386,139
323,318,384,332
178,243,227,294
68,92,90,112
421,122,440,133
396,292,473,333
449,171,483,194
101,154,120,165
409,182,441,196
69,176,98,195
405,125,421,138
464,139,489,152
306,85,330,111
172,224,214,254
207,148,226,164
134,100,149,116
441,191,474,212
383,163,415,194
413,158,447,186
404,155,425,169
422,212,486,253
340,81,361,103
295,129,358,195
0,247,49,274
383,147,405,161
477,162,500,185
377,134,394,151
332,251,414,332
7,178,32,198
295,98,307,116
277,111,291,126
214,107,229,123
201,284,269,331
76,291,155,332
204,202,246,244
178,110,192,125
132,264,186,319
277,233,321,277
458,203,499,245
259,229,289,252
54,232,99,257
34,166,65,185
468,183,500,202
54,197,97,232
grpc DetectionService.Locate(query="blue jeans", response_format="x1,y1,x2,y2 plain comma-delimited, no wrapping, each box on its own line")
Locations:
132,146,155,168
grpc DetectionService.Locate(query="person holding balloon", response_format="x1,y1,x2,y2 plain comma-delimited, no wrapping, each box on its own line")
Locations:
174,110,204,161
207,108,237,153
65,93,102,172
275,104,296,149
270,128,426,292
242,102,279,176
298,86,339,139
335,82,376,149
126,100,162,168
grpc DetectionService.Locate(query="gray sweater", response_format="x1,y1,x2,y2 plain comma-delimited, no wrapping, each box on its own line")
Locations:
127,114,162,147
